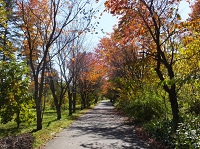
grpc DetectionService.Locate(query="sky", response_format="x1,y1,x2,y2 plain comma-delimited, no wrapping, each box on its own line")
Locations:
85,0,118,49
88,0,193,49
179,0,192,20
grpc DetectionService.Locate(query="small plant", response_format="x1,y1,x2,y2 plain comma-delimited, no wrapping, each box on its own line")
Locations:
144,120,175,148
175,114,200,149
188,100,200,115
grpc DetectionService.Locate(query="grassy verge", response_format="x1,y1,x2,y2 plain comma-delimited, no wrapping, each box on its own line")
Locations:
0,107,91,149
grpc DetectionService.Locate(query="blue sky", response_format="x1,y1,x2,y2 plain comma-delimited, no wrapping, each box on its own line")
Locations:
86,1,118,49
180,0,192,20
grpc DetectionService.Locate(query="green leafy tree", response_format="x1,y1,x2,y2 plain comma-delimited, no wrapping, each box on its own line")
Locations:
0,0,7,26
0,0,22,61
174,0,200,115
0,0,7,55
0,61,35,128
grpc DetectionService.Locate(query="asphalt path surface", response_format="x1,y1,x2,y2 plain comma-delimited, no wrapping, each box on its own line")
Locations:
44,100,150,149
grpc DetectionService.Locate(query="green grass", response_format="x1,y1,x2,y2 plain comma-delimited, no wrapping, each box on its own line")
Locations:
0,107,91,149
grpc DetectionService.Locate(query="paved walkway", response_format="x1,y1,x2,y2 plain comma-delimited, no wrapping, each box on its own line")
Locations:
44,100,150,149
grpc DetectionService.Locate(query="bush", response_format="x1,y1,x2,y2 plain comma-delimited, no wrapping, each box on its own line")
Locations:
188,100,200,115
125,101,156,122
144,120,175,148
124,91,165,122
144,115,200,149
175,115,200,149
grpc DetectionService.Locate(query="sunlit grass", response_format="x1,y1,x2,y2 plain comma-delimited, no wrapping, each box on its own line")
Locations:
33,109,89,149
0,107,91,149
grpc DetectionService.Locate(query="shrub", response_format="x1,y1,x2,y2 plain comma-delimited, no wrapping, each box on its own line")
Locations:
124,91,165,122
188,100,200,115
144,120,175,148
144,115,200,149
175,115,200,149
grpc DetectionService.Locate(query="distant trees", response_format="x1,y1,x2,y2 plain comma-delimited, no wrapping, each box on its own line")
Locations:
48,33,87,118
0,0,7,55
17,0,96,130
0,0,6,23
78,52,105,109
104,0,184,129
0,0,105,131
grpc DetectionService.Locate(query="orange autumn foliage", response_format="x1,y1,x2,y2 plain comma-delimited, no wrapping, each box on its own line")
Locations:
18,0,51,63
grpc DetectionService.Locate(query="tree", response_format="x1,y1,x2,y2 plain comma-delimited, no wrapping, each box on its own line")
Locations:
48,28,93,117
175,0,200,114
47,36,72,119
0,61,34,128
0,0,34,128
0,0,22,61
0,0,7,58
189,0,200,22
47,64,64,120
96,33,160,115
17,0,96,130
67,35,89,114
105,0,183,129
0,0,7,33
77,52,105,109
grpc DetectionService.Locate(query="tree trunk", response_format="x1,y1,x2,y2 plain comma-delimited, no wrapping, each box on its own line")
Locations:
36,101,42,130
16,109,20,129
167,64,180,130
83,97,86,109
72,91,76,113
81,93,86,110
80,94,83,110
54,100,61,120
49,77,62,120
68,91,73,116
168,85,179,130
34,81,43,130
155,58,180,130
83,96,87,109
56,105,61,120
87,98,90,108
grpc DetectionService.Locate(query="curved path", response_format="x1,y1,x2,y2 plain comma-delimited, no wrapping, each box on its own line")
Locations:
44,100,150,149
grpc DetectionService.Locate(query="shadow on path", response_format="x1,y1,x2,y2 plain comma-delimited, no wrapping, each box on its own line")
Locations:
44,100,149,149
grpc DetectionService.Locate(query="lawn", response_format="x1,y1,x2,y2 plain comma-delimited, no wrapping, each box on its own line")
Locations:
0,108,90,149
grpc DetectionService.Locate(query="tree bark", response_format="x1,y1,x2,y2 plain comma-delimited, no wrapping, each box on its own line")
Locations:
168,85,179,130
80,93,86,110
155,59,180,130
16,109,20,129
72,89,76,113
56,105,61,120
68,91,73,116
49,77,62,120
36,103,42,130
34,79,43,130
